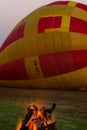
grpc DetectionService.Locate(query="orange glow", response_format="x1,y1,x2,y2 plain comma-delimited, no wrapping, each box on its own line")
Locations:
26,106,55,130
15,103,56,130
15,119,22,130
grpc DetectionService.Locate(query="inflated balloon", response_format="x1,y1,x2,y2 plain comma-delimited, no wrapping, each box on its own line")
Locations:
0,1,87,89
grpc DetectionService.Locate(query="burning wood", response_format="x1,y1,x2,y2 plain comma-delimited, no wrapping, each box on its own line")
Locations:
16,103,57,130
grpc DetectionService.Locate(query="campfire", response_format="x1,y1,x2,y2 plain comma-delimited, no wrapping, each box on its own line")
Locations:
15,103,57,130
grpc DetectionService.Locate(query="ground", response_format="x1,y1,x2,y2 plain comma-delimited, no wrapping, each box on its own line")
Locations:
0,87,87,130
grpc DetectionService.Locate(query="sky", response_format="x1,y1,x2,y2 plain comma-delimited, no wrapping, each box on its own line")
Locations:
0,0,87,47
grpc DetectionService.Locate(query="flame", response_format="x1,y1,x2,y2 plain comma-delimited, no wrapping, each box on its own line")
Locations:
15,103,56,130
15,119,22,130
26,107,55,130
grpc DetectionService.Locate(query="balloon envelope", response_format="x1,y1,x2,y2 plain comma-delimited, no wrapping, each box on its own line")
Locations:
0,1,87,89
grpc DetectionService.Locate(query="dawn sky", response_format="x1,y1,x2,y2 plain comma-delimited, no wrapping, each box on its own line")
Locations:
0,0,87,46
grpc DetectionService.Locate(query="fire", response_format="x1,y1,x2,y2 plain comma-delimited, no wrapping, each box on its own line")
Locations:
15,103,56,130
15,119,22,130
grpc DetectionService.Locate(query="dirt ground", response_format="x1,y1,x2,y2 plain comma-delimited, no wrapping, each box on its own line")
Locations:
0,87,87,119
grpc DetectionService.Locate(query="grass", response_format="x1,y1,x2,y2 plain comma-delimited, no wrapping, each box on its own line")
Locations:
0,101,87,130
0,102,25,130
57,114,87,130
0,87,87,130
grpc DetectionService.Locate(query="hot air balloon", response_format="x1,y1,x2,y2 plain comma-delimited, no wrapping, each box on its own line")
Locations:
0,1,87,90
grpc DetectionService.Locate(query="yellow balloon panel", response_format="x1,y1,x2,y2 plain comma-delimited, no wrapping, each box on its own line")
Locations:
0,68,87,89
0,1,87,90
